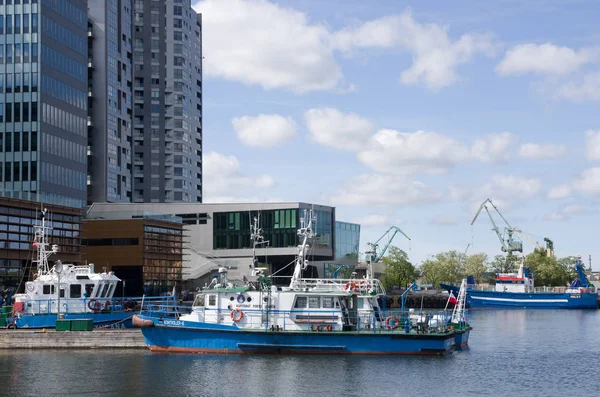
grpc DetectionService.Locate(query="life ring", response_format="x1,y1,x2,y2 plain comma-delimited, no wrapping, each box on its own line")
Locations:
385,315,399,330
230,308,244,322
104,300,112,310
326,325,332,332
344,281,357,292
88,299,102,312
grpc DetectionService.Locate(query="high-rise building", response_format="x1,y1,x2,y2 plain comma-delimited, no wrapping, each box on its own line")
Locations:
1,0,88,208
87,0,134,204
132,0,202,203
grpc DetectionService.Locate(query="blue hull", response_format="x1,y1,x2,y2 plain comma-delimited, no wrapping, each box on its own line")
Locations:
440,284,597,309
139,318,456,356
453,328,471,348
14,312,135,329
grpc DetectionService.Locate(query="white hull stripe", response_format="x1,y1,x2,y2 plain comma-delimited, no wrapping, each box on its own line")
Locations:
470,296,569,303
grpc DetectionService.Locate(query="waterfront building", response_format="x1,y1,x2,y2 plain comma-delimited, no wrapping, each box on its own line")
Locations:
85,202,337,287
0,196,83,288
131,0,203,203
1,0,88,208
335,221,360,259
87,0,134,204
81,217,184,296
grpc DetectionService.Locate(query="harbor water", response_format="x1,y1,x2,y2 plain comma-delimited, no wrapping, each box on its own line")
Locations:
1,309,599,397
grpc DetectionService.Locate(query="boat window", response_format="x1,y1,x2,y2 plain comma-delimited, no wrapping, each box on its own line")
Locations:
85,284,95,298
294,296,307,308
59,288,65,298
100,284,110,298
107,284,115,297
208,295,216,306
308,297,320,309
43,285,51,295
70,284,82,298
322,297,334,309
193,294,205,307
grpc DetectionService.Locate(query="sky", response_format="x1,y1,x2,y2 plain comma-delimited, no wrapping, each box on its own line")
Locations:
191,0,600,269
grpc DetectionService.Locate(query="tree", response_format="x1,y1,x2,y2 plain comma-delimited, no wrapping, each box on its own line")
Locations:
524,250,570,287
464,253,489,284
489,254,519,274
419,250,465,288
381,246,419,290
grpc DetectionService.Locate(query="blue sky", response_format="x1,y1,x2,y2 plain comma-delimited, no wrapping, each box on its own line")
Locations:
192,0,600,269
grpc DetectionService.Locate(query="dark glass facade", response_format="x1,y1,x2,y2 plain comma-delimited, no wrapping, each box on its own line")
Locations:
0,197,83,288
143,224,183,295
335,221,360,259
213,208,333,251
0,0,88,208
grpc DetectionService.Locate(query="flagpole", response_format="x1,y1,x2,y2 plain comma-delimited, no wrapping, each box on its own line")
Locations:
444,291,452,311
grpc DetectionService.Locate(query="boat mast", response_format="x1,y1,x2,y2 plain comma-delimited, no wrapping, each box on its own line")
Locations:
250,215,264,277
33,209,57,276
289,209,314,289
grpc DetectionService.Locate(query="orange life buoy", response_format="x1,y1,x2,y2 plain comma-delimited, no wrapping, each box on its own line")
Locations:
230,308,244,322
326,325,332,332
88,299,102,312
344,281,357,292
385,315,399,330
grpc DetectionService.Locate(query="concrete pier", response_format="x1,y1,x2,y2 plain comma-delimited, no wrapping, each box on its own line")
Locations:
0,329,147,349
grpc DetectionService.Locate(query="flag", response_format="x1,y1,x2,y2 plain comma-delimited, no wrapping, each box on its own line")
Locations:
32,236,38,249
448,291,458,305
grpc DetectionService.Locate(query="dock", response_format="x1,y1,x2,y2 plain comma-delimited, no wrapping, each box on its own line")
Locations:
0,329,147,349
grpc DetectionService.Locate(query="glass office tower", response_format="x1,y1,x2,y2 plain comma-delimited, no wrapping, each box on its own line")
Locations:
0,0,88,208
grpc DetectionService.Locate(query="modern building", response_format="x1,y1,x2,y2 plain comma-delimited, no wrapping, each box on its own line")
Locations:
335,221,360,259
81,217,184,296
131,0,203,203
1,0,88,208
87,0,133,204
85,202,336,286
0,196,83,289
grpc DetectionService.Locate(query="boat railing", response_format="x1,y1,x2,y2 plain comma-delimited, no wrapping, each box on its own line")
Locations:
294,278,386,295
17,295,177,316
140,305,452,334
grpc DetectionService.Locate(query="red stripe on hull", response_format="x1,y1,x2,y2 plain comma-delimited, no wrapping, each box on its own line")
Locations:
147,345,453,356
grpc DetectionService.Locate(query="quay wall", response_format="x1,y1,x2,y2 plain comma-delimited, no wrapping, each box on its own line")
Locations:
0,330,147,349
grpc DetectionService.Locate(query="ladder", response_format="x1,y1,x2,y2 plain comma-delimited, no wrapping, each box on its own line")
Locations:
451,278,467,324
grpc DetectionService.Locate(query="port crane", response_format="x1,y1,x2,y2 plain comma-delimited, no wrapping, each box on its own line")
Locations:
471,199,554,257
364,226,411,264
471,199,523,256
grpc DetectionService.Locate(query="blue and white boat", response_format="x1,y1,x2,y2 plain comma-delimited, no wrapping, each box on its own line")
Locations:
134,211,460,356
8,209,171,329
441,257,597,309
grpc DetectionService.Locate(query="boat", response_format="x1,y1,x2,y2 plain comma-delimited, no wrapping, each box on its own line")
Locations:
134,211,461,355
440,257,597,309
7,209,172,329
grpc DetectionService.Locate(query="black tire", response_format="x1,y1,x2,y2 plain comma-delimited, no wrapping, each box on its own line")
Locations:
7,323,16,329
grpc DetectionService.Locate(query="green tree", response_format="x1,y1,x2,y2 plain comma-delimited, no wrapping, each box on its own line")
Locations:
464,253,489,284
419,250,465,287
381,246,419,290
524,250,570,286
489,254,519,274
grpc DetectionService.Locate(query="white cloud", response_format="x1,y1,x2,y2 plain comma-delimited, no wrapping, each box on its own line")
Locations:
573,167,600,196
232,114,297,148
193,0,342,93
585,130,600,161
352,214,388,227
544,204,594,222
357,130,470,174
496,43,598,76
329,174,442,207
547,184,572,200
518,142,567,159
471,132,515,163
543,212,568,222
333,11,497,90
553,72,600,102
478,175,543,200
203,151,277,202
304,108,374,151
430,215,460,226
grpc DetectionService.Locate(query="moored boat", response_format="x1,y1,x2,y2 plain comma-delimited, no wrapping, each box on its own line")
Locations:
135,211,460,356
7,209,172,329
441,257,597,309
